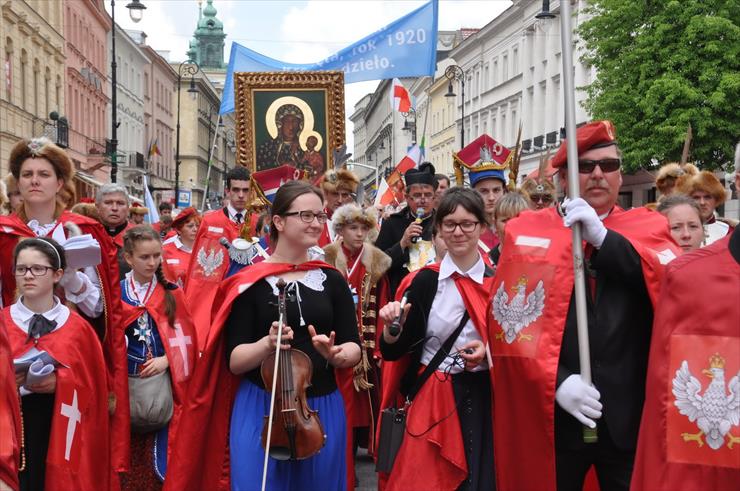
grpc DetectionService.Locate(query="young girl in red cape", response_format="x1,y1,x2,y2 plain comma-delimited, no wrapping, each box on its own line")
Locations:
378,187,497,491
3,237,112,490
164,180,361,491
0,138,130,473
119,226,197,490
161,207,200,289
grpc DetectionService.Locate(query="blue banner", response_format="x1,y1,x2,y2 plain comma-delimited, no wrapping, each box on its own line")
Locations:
220,0,438,114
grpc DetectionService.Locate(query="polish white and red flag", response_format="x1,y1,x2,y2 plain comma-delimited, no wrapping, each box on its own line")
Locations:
374,143,422,207
391,78,412,113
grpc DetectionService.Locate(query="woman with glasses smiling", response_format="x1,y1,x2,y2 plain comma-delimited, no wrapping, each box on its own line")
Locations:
164,180,361,491
3,238,111,490
378,187,497,491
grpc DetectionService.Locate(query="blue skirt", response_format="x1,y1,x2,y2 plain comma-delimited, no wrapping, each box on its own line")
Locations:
230,379,347,491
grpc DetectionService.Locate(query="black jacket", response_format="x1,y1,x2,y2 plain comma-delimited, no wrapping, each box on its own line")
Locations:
374,208,435,294
555,230,653,451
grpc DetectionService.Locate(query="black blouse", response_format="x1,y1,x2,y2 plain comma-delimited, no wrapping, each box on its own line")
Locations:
225,267,360,396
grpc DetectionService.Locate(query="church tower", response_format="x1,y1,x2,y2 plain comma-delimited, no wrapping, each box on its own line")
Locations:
188,0,226,69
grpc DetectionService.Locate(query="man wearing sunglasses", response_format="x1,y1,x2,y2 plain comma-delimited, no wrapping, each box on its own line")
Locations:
318,168,359,246
489,120,680,491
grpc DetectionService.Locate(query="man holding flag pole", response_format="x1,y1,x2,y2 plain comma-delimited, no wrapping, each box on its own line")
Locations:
488,2,680,490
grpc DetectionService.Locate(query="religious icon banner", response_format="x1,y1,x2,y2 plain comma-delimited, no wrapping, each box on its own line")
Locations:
234,70,345,183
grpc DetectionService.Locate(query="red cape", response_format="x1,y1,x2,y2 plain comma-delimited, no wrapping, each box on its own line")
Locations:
489,206,680,491
162,240,191,288
0,313,21,491
164,260,335,491
631,233,740,490
0,211,131,471
4,309,113,491
120,284,197,460
377,262,497,491
183,209,241,350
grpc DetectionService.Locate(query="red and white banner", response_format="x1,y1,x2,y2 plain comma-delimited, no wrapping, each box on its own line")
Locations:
391,78,412,113
374,144,422,207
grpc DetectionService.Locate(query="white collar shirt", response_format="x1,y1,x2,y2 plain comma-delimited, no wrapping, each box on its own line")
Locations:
227,204,245,224
421,253,488,373
10,296,70,334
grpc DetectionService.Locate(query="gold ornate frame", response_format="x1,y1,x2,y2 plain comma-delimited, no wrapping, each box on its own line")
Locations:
234,71,345,172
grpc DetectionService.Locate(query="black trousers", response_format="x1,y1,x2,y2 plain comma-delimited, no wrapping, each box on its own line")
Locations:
452,370,495,491
555,423,634,491
19,393,55,491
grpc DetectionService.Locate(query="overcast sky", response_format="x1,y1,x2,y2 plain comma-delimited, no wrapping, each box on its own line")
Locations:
108,0,512,150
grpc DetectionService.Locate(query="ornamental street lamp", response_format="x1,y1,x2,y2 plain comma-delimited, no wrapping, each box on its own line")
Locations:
109,0,147,183
444,64,466,148
174,61,200,206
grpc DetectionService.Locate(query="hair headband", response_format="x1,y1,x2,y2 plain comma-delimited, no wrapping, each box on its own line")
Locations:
33,238,63,270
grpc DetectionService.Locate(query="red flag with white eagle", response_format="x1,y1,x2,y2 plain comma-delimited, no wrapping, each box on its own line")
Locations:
374,144,422,207
391,78,412,113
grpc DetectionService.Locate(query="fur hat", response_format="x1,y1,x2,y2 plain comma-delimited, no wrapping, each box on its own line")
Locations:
70,202,100,221
656,162,699,196
678,171,727,205
331,203,379,242
321,168,359,194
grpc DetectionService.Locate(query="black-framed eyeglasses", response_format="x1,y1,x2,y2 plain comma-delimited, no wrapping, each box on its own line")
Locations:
283,210,329,224
440,221,479,233
577,158,621,174
529,194,554,204
14,265,55,277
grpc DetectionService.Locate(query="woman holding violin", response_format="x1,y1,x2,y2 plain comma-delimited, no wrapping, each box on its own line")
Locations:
163,180,360,491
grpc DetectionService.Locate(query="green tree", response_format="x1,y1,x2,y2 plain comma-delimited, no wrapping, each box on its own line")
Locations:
578,0,739,172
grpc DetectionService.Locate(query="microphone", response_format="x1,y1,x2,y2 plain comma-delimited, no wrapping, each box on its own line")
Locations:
410,208,425,244
387,292,409,337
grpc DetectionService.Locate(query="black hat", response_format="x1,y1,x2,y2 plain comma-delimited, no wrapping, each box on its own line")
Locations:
404,162,438,189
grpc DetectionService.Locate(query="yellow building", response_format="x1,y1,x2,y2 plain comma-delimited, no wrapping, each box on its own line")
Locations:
0,0,66,175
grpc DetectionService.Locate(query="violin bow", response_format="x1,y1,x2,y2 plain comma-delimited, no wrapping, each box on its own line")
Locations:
261,279,288,491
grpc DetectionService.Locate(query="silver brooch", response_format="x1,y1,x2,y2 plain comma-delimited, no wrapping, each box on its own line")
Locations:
27,137,51,156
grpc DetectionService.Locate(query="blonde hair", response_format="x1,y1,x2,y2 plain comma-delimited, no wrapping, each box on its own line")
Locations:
494,191,532,220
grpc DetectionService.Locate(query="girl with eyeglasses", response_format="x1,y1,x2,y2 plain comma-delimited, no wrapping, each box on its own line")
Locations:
378,187,497,491
164,180,361,491
3,238,111,490
0,138,131,475
119,226,196,490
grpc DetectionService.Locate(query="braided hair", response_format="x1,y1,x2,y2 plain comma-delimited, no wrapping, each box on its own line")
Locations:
123,225,178,326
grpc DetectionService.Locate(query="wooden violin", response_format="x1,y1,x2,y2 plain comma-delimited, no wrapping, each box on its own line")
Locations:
260,278,326,467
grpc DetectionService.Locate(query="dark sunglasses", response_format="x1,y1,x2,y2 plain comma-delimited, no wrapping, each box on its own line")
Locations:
529,194,554,204
577,158,621,174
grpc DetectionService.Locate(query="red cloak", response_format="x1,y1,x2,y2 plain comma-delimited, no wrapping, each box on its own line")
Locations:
161,240,192,288
631,233,740,490
119,284,197,457
489,206,680,491
0,211,130,472
164,260,335,491
4,309,113,491
183,209,241,350
376,262,497,491
0,314,21,491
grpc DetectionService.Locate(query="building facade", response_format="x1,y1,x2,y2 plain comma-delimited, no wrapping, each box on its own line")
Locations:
64,0,111,193
136,38,178,201
108,26,149,200
0,0,66,176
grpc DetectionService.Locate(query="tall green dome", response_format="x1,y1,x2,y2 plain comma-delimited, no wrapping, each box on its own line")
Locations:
187,0,226,69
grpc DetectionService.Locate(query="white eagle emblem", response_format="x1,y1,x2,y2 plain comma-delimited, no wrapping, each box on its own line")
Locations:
197,246,224,277
492,275,545,344
672,354,740,450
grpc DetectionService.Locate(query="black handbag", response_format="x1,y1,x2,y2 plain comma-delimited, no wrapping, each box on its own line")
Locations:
375,311,470,473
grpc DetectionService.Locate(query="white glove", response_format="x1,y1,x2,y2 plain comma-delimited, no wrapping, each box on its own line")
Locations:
563,197,607,248
58,269,85,295
555,374,602,428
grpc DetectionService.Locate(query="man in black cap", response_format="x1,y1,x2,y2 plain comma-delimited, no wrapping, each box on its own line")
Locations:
375,162,437,294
